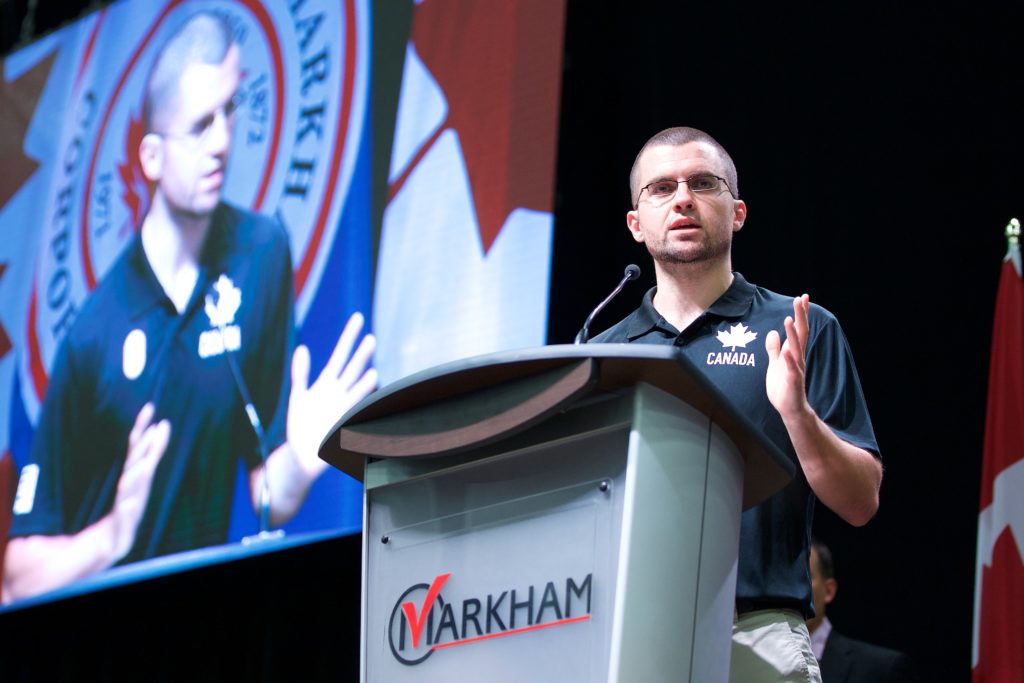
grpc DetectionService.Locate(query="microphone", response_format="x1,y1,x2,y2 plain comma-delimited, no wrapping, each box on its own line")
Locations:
574,264,641,344
204,278,284,544
223,337,286,545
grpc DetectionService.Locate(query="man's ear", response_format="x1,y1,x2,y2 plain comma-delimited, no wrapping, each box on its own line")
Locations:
823,577,838,606
139,133,163,182
733,199,747,233
626,209,644,243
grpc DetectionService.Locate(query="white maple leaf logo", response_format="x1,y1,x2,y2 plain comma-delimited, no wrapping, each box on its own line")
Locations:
204,274,242,328
716,323,758,350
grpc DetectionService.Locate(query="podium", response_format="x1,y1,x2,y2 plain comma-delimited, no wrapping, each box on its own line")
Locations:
319,345,793,682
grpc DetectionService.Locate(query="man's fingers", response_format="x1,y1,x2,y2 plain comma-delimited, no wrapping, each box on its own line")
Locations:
794,294,810,352
337,333,376,391
783,315,797,348
782,346,802,375
120,419,170,493
112,418,170,557
291,344,312,394
128,402,156,451
128,419,170,467
346,367,379,409
323,312,365,379
149,419,171,460
765,329,781,360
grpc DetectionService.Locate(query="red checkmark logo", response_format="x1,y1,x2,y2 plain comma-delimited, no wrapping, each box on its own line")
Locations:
401,572,451,649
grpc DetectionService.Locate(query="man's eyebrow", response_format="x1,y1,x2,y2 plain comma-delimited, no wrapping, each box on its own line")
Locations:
189,90,240,131
191,111,216,133
644,170,714,184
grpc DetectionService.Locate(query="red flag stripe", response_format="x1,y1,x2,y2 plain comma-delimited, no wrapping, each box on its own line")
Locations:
979,257,1024,511
973,246,1024,681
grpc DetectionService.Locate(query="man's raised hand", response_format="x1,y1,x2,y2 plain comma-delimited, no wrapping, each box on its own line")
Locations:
765,294,811,420
286,311,378,478
111,403,170,560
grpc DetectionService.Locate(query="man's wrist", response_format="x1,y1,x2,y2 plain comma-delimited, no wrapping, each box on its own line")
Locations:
779,401,818,432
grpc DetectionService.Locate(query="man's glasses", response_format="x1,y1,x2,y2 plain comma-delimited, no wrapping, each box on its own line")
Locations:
635,174,733,207
156,91,244,149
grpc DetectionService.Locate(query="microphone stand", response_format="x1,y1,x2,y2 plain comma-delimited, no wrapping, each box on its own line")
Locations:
574,264,641,344
218,327,285,545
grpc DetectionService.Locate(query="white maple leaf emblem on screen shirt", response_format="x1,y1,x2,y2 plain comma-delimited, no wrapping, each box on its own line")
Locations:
204,274,241,328
716,323,758,351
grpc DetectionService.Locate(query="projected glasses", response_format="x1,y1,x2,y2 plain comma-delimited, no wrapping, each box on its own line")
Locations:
156,91,244,149
635,174,733,207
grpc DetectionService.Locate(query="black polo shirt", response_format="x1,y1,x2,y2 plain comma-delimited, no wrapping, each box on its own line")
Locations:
10,203,294,564
592,273,878,617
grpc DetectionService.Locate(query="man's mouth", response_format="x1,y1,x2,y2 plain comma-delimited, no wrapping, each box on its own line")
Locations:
670,217,700,230
203,168,224,188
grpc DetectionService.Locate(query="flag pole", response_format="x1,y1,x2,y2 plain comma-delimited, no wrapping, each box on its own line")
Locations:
1007,217,1020,276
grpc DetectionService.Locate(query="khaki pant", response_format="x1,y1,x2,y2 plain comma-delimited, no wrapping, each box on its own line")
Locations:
730,609,822,683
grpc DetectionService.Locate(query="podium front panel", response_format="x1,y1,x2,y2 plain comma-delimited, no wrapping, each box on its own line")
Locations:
359,383,745,682
364,427,629,682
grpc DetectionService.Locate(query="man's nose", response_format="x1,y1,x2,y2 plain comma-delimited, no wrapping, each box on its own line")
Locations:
205,109,232,155
672,181,696,208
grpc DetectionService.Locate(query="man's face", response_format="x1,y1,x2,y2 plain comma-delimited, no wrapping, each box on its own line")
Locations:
808,546,837,632
150,44,241,218
626,141,746,267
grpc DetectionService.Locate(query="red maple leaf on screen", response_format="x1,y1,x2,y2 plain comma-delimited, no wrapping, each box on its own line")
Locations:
0,52,56,210
117,109,152,235
395,0,566,254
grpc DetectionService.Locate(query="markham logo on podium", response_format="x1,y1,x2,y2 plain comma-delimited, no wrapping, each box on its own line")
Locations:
388,571,594,666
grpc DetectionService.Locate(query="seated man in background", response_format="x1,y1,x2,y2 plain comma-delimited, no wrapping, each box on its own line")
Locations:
809,538,919,683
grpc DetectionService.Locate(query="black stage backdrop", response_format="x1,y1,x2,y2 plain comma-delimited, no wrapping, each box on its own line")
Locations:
2,2,1022,681
552,4,1022,682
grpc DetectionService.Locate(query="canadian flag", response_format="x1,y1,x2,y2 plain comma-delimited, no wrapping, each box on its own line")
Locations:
972,221,1024,682
372,0,566,385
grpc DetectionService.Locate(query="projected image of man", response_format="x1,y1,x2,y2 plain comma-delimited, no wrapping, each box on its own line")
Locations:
3,12,377,603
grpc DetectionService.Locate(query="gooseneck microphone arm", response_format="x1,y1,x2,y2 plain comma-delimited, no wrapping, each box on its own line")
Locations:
574,264,641,344
220,345,272,534
206,274,284,544
223,340,285,545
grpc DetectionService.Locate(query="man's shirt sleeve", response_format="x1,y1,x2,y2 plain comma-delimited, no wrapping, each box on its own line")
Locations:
9,340,83,537
804,309,880,458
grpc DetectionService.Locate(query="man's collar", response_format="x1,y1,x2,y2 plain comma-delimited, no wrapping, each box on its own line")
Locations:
622,272,756,340
811,615,833,661
705,272,755,318
120,203,237,318
121,236,169,318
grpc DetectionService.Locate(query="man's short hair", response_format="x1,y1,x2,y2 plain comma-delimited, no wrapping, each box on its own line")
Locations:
629,126,739,205
812,537,836,580
143,11,235,133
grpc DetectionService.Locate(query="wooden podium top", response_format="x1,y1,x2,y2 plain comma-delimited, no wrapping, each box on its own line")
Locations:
319,344,794,509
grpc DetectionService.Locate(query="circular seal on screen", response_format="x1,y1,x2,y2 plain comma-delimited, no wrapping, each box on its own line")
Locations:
23,0,370,416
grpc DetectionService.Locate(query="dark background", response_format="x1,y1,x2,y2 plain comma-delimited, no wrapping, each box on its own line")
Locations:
2,1,1022,681
551,5,1021,682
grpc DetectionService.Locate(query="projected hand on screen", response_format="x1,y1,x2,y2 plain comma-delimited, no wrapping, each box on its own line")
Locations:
287,312,378,474
111,404,171,559
2,404,170,602
255,312,377,525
